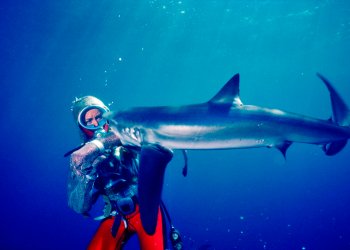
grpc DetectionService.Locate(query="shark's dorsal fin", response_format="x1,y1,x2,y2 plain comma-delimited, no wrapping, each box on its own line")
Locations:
209,73,243,106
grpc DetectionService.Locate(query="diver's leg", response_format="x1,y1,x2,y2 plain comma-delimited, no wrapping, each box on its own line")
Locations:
138,144,173,235
128,205,165,250
88,216,126,250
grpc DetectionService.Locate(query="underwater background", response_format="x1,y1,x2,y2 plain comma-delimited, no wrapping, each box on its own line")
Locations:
1,0,350,249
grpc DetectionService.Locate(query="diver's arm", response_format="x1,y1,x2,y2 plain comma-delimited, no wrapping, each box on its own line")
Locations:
67,132,121,214
67,142,100,214
67,171,95,214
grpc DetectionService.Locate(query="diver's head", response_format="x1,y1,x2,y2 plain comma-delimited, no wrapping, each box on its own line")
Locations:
71,96,110,141
78,105,108,131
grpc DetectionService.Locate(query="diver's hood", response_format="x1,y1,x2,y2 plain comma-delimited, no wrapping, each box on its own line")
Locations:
71,96,110,123
71,96,110,141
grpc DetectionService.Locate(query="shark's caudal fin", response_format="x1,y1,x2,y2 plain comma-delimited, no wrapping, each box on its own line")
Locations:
317,73,350,155
317,73,350,126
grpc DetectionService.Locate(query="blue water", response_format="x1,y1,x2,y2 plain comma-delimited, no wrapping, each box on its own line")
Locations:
1,0,350,249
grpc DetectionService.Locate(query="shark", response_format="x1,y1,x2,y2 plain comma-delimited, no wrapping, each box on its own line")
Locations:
105,73,350,234
107,73,350,155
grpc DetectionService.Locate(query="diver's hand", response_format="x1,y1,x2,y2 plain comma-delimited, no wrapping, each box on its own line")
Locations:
97,131,121,150
70,132,120,177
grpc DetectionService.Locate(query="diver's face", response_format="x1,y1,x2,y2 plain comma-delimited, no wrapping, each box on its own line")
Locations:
84,108,103,127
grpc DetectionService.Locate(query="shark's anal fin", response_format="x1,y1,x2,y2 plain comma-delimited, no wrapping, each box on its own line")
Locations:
276,141,292,159
138,144,173,235
208,73,243,107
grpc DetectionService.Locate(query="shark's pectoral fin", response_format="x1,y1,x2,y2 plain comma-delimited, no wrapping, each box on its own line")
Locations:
138,144,173,235
323,140,347,156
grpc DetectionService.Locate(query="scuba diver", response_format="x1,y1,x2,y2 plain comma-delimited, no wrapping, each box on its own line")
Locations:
67,96,183,250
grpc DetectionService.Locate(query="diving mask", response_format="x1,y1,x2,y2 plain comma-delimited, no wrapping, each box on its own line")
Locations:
78,105,109,131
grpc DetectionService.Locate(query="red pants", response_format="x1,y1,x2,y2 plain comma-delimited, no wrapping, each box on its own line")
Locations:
88,205,165,250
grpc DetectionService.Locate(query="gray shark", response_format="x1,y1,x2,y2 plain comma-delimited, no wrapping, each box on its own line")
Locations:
107,73,350,156
106,73,350,234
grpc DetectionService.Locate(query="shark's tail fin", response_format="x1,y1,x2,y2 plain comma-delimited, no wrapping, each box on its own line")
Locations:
317,73,350,155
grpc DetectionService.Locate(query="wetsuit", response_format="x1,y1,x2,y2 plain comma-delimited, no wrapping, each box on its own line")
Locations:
68,142,170,250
